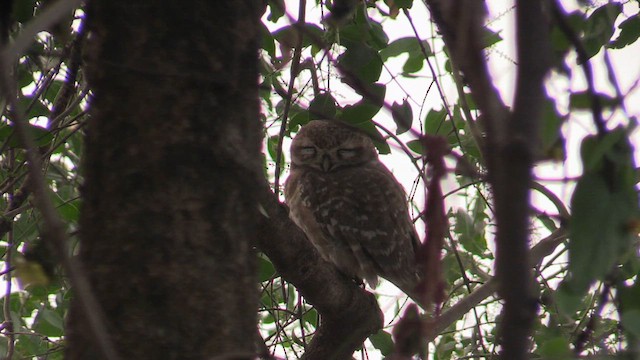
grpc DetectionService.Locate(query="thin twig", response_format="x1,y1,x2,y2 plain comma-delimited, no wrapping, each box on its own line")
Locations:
1,0,82,66
273,0,307,195
0,14,121,360
2,150,16,360
574,282,611,354
428,228,567,341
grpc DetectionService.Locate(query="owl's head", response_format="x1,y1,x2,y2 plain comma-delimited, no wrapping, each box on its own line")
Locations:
290,120,378,172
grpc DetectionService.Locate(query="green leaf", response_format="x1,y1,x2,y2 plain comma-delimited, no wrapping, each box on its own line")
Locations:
424,108,464,145
569,91,619,110
339,84,386,123
0,123,53,148
609,15,640,49
267,135,284,167
267,0,285,22
368,20,390,49
56,198,80,222
406,139,424,154
402,54,424,73
620,280,640,311
583,3,623,58
568,173,627,291
12,0,37,23
272,23,324,49
341,102,381,124
391,99,412,134
380,37,430,60
551,11,585,54
394,0,413,9
538,336,571,359
537,214,559,232
32,308,64,337
424,108,451,136
369,330,394,356
454,209,487,256
540,96,565,161
42,80,66,104
556,282,585,315
463,92,477,110
567,129,639,293
302,308,318,327
260,22,276,58
17,63,34,89
380,37,430,74
621,309,640,338
289,110,310,132
18,94,50,119
349,120,390,154
258,256,276,282
482,28,503,48
308,92,338,120
338,42,383,84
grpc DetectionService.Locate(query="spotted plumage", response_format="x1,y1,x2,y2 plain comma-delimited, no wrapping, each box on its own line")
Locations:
284,120,422,296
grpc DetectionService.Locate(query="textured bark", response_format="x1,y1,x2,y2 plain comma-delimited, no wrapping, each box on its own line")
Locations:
66,2,262,359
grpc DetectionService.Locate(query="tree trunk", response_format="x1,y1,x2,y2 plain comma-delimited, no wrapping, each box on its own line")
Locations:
66,2,262,359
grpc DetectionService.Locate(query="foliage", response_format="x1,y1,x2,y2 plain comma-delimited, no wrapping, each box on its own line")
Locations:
0,0,638,359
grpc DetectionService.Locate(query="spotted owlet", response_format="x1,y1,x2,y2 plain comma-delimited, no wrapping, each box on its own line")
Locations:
284,120,422,298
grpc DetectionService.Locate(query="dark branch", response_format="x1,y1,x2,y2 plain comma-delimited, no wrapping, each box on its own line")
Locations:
420,2,552,358
256,184,383,360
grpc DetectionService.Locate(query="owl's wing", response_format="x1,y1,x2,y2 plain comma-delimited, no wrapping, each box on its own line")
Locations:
300,163,421,291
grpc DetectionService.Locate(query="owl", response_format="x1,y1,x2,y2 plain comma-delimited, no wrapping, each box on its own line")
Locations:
284,120,422,298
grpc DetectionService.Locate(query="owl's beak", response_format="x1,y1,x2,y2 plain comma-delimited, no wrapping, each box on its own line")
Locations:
321,154,332,172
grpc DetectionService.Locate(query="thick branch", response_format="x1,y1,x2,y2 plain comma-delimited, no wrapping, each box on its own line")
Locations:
492,2,551,358
421,2,552,357
256,185,383,360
